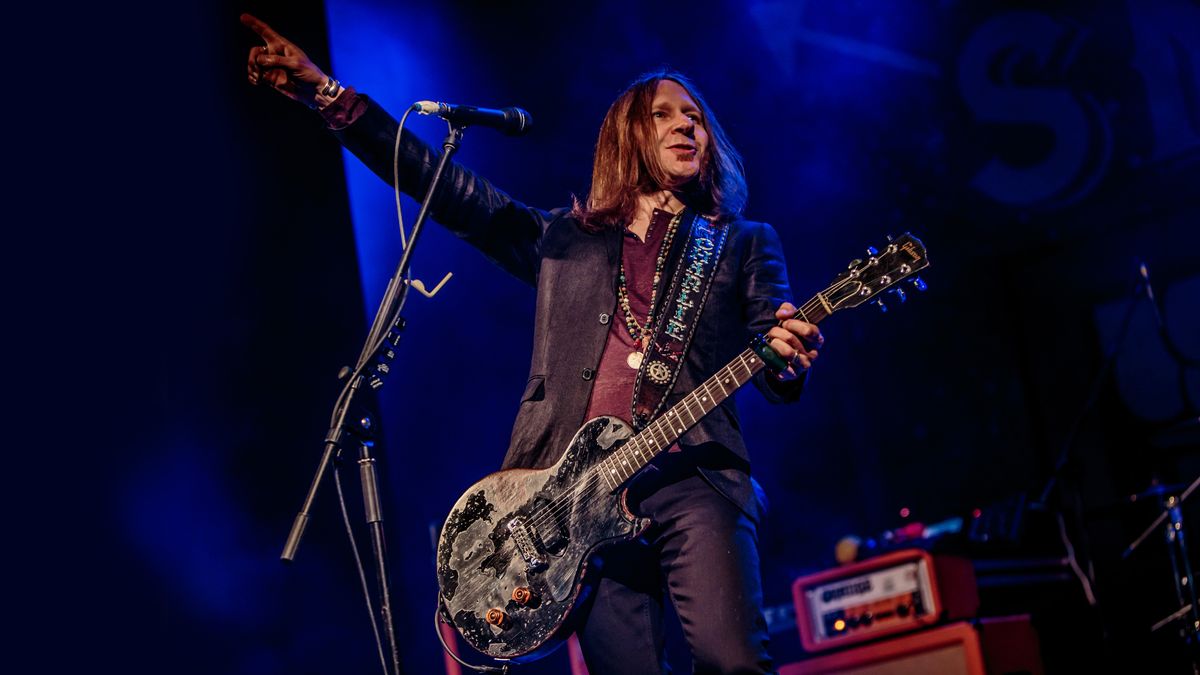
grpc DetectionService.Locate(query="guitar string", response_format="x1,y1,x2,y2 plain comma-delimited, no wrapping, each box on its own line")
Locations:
449,253,920,647
524,339,773,535
522,361,751,537
520,247,921,533
523,248,921,534
520,243,921,533
448,248,921,649
521,288,838,534
524,328,781,534
521,287,840,535
521,290,834,535
521,342,765,535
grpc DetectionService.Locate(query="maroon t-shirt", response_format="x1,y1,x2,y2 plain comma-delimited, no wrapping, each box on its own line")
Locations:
583,210,682,451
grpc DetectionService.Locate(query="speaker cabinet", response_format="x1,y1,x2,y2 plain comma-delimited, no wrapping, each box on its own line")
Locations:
778,616,1042,675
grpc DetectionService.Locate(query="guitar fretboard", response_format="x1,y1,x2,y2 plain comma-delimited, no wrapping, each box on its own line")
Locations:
594,348,759,489
593,294,832,490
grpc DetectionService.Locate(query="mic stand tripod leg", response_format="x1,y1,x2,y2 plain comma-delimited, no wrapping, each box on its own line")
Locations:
1164,497,1200,664
358,439,402,675
282,428,348,562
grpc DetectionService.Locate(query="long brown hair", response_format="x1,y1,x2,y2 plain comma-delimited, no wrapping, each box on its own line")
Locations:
572,70,748,231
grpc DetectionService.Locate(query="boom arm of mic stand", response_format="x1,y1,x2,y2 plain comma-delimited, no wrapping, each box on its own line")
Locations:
281,123,468,562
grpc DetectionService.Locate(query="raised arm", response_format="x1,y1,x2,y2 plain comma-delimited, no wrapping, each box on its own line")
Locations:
241,13,555,286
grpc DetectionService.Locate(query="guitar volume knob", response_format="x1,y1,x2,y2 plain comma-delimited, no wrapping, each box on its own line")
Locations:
485,608,511,629
512,586,538,606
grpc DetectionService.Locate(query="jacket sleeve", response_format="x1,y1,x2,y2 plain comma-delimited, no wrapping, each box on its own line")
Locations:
739,220,806,404
329,95,561,287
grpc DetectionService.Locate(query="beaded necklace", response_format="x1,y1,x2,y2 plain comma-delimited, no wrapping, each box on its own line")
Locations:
618,209,682,369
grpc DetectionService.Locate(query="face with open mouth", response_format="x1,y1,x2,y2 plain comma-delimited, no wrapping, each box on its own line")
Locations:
651,79,709,188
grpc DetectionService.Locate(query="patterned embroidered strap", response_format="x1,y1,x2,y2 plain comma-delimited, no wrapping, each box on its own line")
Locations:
631,211,729,430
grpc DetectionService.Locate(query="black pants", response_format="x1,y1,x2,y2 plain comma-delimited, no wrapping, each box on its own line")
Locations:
574,453,773,674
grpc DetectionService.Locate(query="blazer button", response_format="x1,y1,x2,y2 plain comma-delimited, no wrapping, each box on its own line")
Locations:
599,313,611,325
581,368,594,381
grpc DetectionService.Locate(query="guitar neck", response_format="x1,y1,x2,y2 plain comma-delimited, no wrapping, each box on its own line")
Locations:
594,293,831,489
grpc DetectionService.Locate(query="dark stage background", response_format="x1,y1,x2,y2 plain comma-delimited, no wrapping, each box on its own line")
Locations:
82,0,1199,673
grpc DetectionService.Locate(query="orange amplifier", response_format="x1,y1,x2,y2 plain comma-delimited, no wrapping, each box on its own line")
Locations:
792,549,978,652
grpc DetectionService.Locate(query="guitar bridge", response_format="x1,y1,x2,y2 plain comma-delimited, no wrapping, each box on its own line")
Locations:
506,517,547,571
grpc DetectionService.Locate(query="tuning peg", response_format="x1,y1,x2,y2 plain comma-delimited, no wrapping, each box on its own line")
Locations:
886,234,894,242
847,258,862,270
866,246,879,256
889,288,907,303
910,277,928,291
875,299,888,312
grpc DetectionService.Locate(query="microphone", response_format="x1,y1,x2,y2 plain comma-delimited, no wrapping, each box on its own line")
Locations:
412,100,533,136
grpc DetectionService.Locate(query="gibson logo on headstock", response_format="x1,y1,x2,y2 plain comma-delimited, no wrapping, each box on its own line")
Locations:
900,241,920,261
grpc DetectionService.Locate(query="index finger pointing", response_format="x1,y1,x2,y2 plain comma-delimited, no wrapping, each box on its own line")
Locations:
240,13,283,43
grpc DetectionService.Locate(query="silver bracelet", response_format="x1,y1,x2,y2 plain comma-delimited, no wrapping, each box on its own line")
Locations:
320,78,341,97
314,77,345,110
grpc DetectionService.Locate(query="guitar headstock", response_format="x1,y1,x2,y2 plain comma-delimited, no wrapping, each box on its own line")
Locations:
822,233,929,313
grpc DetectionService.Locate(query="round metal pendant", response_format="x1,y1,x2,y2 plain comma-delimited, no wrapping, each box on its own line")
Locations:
627,351,644,369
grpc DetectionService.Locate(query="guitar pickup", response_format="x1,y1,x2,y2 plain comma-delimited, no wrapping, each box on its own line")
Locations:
506,517,547,571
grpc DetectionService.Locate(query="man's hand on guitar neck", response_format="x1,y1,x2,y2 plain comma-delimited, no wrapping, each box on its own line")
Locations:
767,302,822,381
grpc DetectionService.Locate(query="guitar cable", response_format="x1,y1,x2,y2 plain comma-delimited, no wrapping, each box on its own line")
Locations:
434,607,512,673
334,462,392,675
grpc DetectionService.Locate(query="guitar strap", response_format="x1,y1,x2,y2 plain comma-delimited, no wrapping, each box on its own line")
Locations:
631,210,729,430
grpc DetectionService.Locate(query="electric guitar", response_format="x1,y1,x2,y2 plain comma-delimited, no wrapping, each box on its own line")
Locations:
436,233,929,661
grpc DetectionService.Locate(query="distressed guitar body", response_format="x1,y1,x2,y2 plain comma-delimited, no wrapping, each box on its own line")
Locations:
436,415,648,661
436,233,929,662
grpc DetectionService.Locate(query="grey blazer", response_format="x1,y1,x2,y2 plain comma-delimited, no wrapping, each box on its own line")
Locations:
333,96,804,519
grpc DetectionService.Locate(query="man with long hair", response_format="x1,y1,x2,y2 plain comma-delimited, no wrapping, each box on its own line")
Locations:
244,13,822,674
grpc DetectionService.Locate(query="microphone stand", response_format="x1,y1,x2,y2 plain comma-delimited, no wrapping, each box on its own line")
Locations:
1123,478,1199,644
281,122,469,675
